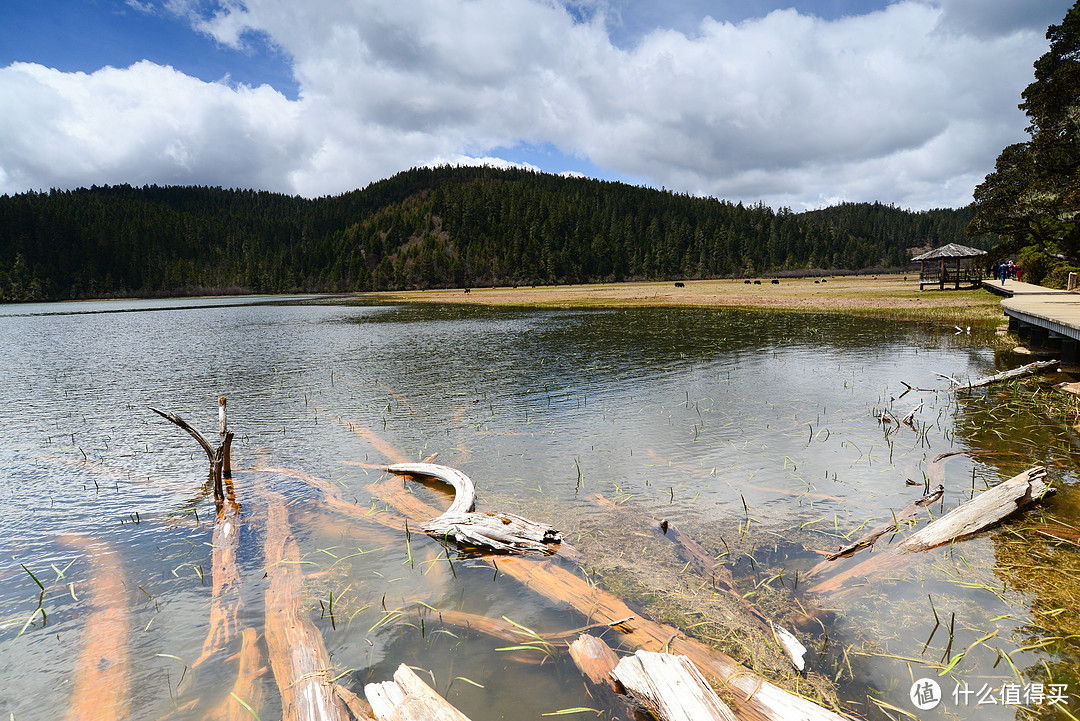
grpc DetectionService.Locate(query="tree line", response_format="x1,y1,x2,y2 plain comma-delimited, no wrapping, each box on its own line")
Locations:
0,165,989,302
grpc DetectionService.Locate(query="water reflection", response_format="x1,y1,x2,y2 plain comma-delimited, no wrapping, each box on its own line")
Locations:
0,298,1076,719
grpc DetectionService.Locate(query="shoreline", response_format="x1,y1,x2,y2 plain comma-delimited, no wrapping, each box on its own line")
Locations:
358,275,1007,326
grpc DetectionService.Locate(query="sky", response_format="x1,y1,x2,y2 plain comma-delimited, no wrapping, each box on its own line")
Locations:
0,0,1072,210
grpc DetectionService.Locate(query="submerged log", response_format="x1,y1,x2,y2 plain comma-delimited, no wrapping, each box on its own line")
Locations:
341,430,847,721
61,536,130,721
569,634,634,717
896,466,1052,553
808,467,1052,596
365,664,473,721
263,490,351,721
949,360,1058,391
611,651,738,721
384,462,562,554
810,484,945,567
204,627,265,721
193,494,242,667
588,493,806,673
569,634,622,690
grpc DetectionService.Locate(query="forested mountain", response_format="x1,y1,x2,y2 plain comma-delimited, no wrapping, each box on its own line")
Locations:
0,165,990,301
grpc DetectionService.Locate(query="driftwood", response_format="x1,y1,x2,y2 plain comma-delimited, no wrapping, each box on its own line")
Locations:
588,493,806,673
569,634,634,717
61,536,130,721
949,360,1058,391
808,467,1052,596
150,404,234,505
383,462,562,554
204,627,265,721
341,427,848,721
810,484,945,567
365,664,473,721
570,634,622,689
193,491,242,667
414,606,635,648
896,466,1052,553
263,489,351,721
611,651,738,721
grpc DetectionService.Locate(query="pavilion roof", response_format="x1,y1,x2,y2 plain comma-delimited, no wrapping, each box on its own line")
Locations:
911,243,988,261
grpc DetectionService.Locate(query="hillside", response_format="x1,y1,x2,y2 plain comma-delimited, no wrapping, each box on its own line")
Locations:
0,166,991,301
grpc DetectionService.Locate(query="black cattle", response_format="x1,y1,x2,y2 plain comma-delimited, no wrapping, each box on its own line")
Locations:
674,281,685,287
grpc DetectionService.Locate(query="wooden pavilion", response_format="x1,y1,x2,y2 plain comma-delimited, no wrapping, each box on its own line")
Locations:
911,243,987,290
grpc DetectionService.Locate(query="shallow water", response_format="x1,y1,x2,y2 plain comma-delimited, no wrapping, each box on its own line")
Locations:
0,296,1077,720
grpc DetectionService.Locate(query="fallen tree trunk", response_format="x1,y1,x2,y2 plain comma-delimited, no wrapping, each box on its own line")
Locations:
949,360,1058,391
340,423,849,721
568,634,630,715
365,664,473,721
896,466,1052,553
384,462,562,554
204,626,265,721
569,634,621,690
587,493,806,673
263,489,351,721
808,467,1052,597
809,484,944,568
415,606,634,645
611,651,738,721
61,536,130,721
193,494,242,667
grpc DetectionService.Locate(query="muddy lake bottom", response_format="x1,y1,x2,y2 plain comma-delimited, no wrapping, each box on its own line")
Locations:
0,294,1078,720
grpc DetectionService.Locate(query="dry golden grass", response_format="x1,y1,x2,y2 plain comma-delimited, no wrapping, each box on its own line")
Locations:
362,275,1006,326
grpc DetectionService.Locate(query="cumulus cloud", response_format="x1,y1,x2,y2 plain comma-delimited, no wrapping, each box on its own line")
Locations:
0,60,309,192
0,0,1070,209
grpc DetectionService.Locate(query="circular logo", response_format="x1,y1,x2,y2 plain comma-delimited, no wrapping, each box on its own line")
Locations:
910,678,942,710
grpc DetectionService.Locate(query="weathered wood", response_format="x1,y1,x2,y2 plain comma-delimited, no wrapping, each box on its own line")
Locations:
611,651,738,721
808,467,1052,596
340,424,848,721
384,462,562,554
313,417,842,720
810,484,944,566
263,490,350,721
569,634,621,689
61,536,130,721
365,664,473,721
897,466,1052,553
219,397,232,479
193,495,243,667
151,405,230,504
949,360,1059,391
569,634,631,717
421,607,634,644
204,626,265,721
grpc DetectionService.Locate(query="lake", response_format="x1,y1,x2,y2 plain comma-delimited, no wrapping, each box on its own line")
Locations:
0,295,1076,720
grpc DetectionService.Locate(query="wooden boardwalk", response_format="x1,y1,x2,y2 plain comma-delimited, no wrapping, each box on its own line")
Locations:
981,279,1080,359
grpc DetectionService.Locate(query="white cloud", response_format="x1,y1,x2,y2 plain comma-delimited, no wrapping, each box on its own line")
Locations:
0,0,1071,209
0,60,308,192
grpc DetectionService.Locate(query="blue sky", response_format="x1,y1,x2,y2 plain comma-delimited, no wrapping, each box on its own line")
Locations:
0,0,1072,209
